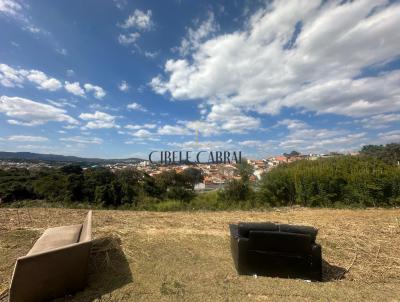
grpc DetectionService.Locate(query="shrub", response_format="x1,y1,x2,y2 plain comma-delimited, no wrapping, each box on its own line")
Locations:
258,155,400,207
154,200,185,211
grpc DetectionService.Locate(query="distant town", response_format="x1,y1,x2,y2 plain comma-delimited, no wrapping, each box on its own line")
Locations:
0,151,360,191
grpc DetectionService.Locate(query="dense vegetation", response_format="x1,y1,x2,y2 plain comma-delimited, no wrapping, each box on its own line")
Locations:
360,143,400,165
258,156,400,207
1,143,399,210
0,166,203,208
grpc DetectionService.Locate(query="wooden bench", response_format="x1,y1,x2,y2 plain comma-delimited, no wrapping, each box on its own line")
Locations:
9,211,93,302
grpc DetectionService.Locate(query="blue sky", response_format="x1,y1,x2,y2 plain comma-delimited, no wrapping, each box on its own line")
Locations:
0,0,399,159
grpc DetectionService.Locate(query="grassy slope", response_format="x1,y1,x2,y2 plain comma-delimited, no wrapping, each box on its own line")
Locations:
1,208,400,301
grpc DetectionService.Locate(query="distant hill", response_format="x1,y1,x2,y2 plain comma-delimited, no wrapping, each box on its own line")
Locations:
0,151,143,165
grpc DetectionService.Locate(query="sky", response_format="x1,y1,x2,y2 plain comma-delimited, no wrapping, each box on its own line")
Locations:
0,0,399,159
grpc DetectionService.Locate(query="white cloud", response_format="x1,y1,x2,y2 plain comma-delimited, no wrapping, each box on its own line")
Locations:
184,120,220,137
60,136,103,144
151,1,400,118
359,113,400,129
278,71,400,117
121,9,153,30
26,70,62,91
0,63,25,87
277,119,308,130
113,0,127,10
6,135,48,142
1,64,105,98
377,130,400,143
7,119,35,126
0,0,22,16
46,99,76,109
79,111,114,121
56,48,68,56
152,103,260,137
157,125,192,136
207,103,260,133
63,125,77,130
125,123,156,130
79,110,119,129
276,119,367,153
130,129,153,138
0,1,44,36
0,95,78,126
23,25,42,34
144,51,159,58
84,83,106,99
89,103,118,112
127,102,147,112
118,80,130,92
0,64,62,91
118,32,140,45
239,140,268,148
64,81,85,97
176,11,219,56
168,139,236,151
66,69,75,77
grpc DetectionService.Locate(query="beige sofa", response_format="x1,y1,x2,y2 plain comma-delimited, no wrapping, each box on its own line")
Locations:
9,211,93,302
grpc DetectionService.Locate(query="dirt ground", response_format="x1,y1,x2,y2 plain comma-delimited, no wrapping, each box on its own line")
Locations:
1,207,400,301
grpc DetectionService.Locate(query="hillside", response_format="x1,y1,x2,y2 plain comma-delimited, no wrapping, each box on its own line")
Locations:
0,151,143,165
1,208,400,301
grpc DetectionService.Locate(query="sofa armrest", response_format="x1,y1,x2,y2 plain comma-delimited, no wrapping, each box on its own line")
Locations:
310,243,322,281
229,225,250,275
80,210,92,242
9,241,92,302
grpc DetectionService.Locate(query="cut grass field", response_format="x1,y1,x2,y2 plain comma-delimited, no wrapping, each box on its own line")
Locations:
1,208,400,301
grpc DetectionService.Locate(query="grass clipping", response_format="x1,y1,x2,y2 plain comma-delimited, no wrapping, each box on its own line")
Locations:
1,207,400,301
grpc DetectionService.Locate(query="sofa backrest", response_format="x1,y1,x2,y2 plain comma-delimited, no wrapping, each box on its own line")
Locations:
248,230,312,254
238,222,318,242
79,211,92,242
278,224,318,242
238,222,278,237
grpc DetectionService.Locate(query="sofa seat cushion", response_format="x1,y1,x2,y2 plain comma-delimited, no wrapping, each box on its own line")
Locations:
248,230,312,254
27,224,82,255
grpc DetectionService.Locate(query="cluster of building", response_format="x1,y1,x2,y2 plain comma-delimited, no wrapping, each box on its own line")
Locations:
0,160,51,169
118,153,345,190
0,151,359,191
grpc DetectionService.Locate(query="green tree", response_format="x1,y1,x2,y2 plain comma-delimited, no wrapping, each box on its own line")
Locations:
219,179,251,203
284,150,301,157
60,164,83,175
33,173,68,201
181,168,204,187
360,143,400,165
83,167,115,202
115,168,142,206
154,170,194,201
236,158,254,183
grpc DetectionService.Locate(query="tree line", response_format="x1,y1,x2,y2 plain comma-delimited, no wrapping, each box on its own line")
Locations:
0,165,203,207
1,143,399,209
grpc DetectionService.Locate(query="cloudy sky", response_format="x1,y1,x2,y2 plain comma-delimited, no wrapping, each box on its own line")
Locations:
0,0,399,159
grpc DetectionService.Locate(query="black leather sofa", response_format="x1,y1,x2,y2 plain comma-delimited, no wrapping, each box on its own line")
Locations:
229,222,322,281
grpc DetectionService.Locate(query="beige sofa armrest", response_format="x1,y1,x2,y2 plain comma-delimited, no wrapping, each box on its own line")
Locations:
9,241,92,302
80,210,92,242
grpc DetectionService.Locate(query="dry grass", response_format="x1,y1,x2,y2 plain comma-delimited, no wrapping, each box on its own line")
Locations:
1,207,400,301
